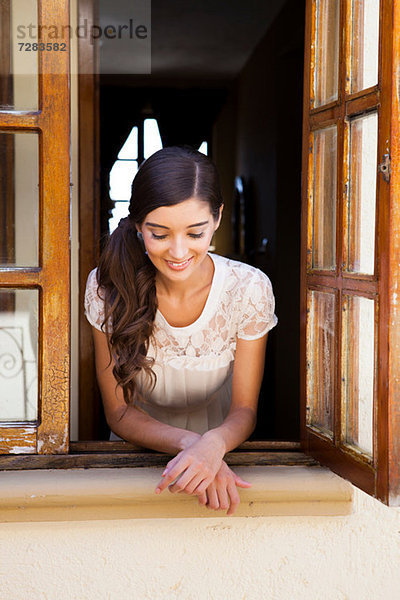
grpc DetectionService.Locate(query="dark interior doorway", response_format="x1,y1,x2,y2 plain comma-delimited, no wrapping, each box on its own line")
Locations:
79,0,305,441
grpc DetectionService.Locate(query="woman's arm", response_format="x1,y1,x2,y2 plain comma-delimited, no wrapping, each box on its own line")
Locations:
92,326,200,454
204,331,268,452
156,333,268,495
94,325,259,514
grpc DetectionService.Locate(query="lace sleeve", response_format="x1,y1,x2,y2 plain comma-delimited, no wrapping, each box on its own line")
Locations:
237,269,278,340
84,268,107,332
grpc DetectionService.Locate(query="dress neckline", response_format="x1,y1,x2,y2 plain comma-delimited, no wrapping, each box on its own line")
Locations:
155,252,223,334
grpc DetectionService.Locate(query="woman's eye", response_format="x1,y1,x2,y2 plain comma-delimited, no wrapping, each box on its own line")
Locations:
151,232,205,240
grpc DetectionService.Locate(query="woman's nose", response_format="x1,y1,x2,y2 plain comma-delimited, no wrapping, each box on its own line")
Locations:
169,236,188,260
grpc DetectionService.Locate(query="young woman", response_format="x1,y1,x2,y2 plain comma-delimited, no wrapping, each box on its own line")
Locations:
84,145,277,515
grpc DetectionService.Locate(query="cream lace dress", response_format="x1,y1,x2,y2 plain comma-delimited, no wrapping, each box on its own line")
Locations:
84,252,278,437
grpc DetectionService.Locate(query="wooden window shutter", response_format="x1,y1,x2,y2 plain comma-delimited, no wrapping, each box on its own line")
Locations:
301,0,400,505
0,2,70,454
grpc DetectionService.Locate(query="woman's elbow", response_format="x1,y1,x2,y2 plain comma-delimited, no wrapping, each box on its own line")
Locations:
232,405,257,432
103,401,129,433
248,410,257,435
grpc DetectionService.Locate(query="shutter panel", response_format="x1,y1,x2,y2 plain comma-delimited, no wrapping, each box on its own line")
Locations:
0,1,70,454
301,0,400,504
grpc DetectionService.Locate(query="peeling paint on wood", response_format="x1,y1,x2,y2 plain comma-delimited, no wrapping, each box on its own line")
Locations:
38,357,70,454
0,427,36,454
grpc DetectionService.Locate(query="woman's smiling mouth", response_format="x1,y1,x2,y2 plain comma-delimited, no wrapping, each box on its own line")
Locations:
164,257,193,270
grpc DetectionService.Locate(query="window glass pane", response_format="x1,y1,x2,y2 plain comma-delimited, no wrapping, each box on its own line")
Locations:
109,201,129,234
109,160,138,201
341,295,375,457
345,112,378,275
349,0,380,94
0,289,38,422
0,0,38,110
198,141,208,155
0,132,39,267
144,118,163,159
311,125,337,270
306,289,336,437
118,127,138,160
313,0,340,108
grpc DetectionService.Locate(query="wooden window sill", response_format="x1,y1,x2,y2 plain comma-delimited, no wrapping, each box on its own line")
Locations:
0,459,353,522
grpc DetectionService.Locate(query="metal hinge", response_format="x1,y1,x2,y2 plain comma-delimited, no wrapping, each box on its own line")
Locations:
378,153,391,182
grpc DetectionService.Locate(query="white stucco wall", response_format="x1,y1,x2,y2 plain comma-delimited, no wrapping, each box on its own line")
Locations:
0,485,399,600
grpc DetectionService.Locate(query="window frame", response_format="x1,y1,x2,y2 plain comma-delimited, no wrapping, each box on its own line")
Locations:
0,1,70,455
300,0,400,505
0,440,317,470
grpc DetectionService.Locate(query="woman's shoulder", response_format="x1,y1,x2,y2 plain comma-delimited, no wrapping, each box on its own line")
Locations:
210,254,277,338
84,267,107,331
85,267,104,298
86,266,98,284
211,253,272,291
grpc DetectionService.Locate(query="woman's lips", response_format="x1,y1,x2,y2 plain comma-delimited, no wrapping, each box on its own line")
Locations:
164,257,193,271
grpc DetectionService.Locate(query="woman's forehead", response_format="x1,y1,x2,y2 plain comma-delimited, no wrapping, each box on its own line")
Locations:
144,197,213,226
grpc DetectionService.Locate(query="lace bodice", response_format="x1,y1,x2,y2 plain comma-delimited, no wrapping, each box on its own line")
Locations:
84,253,277,434
85,253,277,365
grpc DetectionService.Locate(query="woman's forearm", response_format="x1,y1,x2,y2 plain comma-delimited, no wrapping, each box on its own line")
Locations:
108,403,200,454
109,404,254,459
200,334,267,456
201,406,257,455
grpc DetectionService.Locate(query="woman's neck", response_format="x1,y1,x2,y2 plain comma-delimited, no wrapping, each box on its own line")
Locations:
155,254,214,302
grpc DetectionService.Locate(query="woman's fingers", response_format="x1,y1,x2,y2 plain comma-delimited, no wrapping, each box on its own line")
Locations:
226,481,240,516
180,472,206,495
197,492,208,505
233,474,252,488
169,471,204,495
216,483,230,511
155,454,191,494
191,477,211,496
162,453,181,477
206,482,219,510
155,440,222,495
160,463,243,515
214,463,242,515
155,457,250,516
205,478,239,515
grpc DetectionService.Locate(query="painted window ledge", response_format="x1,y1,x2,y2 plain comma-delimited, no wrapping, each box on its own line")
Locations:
0,465,353,522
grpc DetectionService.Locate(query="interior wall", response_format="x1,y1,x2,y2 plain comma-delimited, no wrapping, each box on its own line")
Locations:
211,84,237,256
213,0,305,439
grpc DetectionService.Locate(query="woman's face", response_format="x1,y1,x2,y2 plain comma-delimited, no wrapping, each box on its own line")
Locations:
136,197,223,282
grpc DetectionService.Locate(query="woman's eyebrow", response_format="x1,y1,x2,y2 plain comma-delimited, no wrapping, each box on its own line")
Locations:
145,220,209,229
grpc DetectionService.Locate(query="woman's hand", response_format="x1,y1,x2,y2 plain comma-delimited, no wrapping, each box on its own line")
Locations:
155,431,226,496
202,461,251,516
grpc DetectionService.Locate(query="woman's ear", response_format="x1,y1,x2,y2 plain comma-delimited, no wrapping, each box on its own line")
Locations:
135,224,142,234
214,204,224,231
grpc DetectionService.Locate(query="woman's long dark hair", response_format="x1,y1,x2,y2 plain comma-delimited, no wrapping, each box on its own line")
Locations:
97,145,223,404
